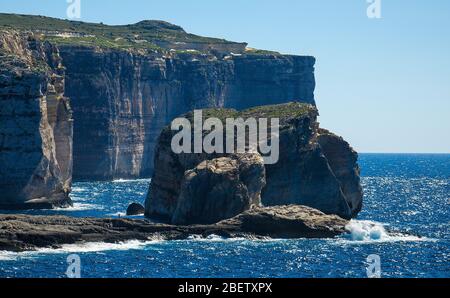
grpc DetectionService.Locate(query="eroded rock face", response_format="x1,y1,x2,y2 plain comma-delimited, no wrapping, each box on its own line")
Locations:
0,31,73,209
126,202,145,215
146,103,363,222
317,129,362,217
172,154,266,225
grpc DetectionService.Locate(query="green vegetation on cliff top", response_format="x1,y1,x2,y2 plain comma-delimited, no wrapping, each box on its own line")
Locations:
0,13,245,51
187,102,317,122
0,14,284,55
162,102,316,136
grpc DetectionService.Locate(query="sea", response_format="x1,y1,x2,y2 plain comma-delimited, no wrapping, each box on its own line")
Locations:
0,154,449,278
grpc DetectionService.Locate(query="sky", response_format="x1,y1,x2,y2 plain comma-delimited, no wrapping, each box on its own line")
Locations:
1,0,449,153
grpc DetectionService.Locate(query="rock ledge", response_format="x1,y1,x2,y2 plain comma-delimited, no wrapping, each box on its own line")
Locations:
0,205,347,252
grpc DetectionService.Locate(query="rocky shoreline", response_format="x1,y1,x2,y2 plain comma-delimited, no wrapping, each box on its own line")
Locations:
0,205,348,252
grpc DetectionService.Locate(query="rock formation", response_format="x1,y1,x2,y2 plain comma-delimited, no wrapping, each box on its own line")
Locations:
146,103,363,222
317,128,363,217
126,202,145,216
0,205,348,252
0,30,73,209
172,154,266,225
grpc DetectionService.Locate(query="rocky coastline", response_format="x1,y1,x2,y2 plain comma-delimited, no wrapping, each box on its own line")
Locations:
0,14,361,251
0,205,348,252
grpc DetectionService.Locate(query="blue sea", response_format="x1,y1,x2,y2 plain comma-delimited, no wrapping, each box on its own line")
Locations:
0,154,449,278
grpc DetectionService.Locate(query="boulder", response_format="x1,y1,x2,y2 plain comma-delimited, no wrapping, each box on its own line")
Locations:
126,202,145,216
172,154,265,225
219,205,348,238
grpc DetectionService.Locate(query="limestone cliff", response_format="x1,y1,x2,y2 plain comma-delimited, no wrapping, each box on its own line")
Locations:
0,30,73,209
60,47,315,180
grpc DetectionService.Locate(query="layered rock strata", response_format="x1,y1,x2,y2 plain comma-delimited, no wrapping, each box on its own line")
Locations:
0,31,73,209
58,47,316,180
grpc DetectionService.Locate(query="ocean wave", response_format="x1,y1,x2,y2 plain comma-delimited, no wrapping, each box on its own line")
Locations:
112,178,151,183
185,234,273,242
37,239,160,253
71,187,88,192
68,195,90,202
107,212,126,217
0,239,162,261
53,203,103,211
0,252,16,261
342,220,433,243
187,234,233,241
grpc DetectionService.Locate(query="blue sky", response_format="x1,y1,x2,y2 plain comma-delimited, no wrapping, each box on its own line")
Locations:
1,0,449,153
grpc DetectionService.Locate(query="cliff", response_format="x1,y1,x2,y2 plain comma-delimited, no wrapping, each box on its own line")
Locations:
60,47,315,180
0,30,73,209
146,103,362,222
0,14,315,180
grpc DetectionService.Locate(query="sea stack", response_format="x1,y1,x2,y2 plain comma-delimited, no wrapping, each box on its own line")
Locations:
145,103,362,223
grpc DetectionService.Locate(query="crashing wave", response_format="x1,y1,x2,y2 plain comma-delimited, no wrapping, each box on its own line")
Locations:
343,220,431,243
53,203,102,211
112,178,151,183
0,239,162,261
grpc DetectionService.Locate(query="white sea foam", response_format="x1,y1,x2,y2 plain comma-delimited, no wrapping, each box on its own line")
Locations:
343,220,431,243
107,212,126,217
0,239,162,261
71,187,88,192
112,178,151,183
68,195,90,202
185,234,272,242
37,239,160,253
186,234,238,241
402,210,421,216
54,203,102,211
0,251,16,261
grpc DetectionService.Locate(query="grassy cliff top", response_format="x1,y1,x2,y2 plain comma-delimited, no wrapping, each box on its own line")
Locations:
0,13,246,52
184,102,317,123
162,102,317,137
